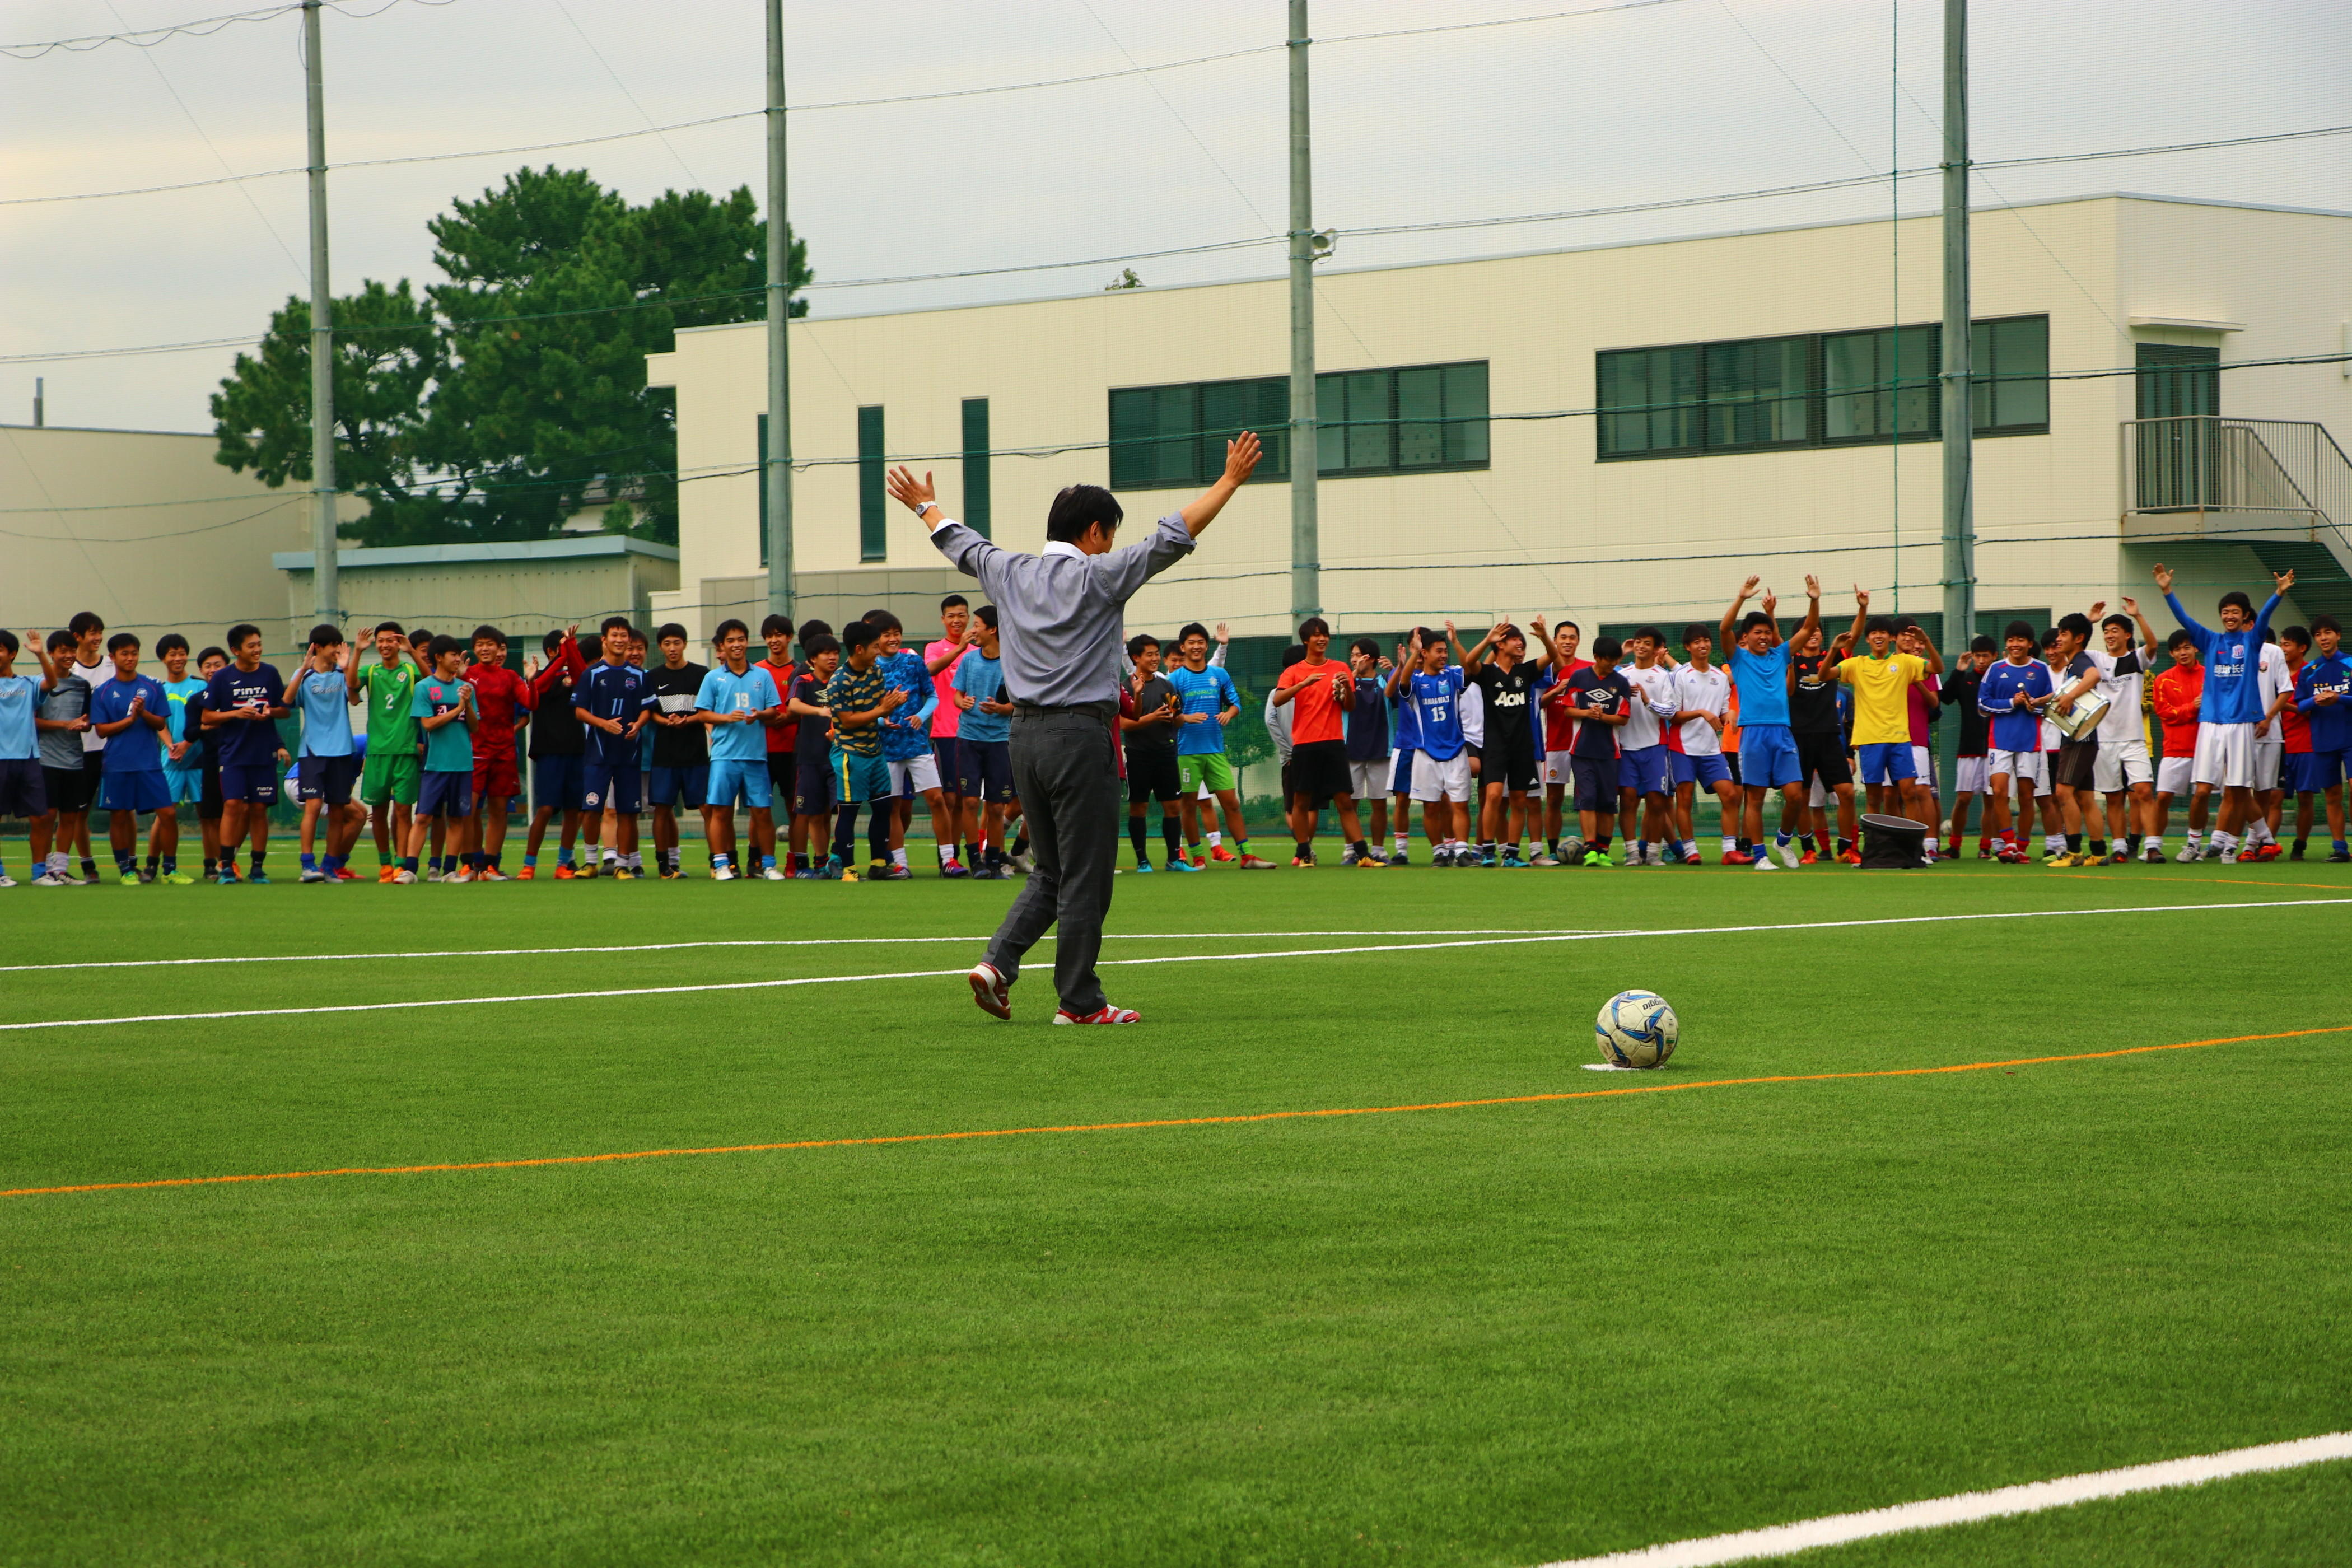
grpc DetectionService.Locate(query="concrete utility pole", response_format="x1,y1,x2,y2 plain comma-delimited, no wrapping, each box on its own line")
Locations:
1287,0,1319,623
303,0,338,624
763,0,795,624
1937,0,1975,798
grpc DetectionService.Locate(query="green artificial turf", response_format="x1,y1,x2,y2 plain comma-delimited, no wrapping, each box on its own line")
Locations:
2,861,2348,1566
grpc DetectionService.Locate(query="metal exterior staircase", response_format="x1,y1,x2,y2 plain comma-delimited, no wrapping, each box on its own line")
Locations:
2122,416,2352,624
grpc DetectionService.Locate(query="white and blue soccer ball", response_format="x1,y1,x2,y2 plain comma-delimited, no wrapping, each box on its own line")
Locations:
1595,990,1678,1068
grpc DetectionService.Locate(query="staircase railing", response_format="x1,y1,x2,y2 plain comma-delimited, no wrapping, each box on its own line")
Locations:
2123,416,2352,549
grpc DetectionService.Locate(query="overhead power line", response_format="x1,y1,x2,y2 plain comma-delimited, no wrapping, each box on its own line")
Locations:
0,0,454,60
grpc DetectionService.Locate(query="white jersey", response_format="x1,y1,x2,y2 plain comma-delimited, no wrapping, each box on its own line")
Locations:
1672,664,1729,756
1619,663,1676,750
2036,659,2061,750
2257,643,2289,737
71,658,108,750
1459,679,1485,749
2084,646,2150,744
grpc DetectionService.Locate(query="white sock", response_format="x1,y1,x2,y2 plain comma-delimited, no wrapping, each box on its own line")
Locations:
1205,830,1221,848
1721,836,1738,852
937,843,954,865
2148,833,2165,848
2186,829,2204,845
891,848,908,867
627,851,642,870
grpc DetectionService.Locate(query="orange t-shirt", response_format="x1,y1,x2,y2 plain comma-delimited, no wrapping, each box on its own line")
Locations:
1280,660,1347,745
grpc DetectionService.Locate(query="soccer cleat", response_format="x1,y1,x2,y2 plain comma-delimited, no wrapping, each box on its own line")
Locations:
138,866,157,884
1188,851,1208,868
115,869,137,885
1753,854,1777,871
377,865,398,883
1238,853,1280,870
1478,846,1499,869
839,865,860,884
2045,851,2078,868
517,865,537,880
612,867,637,881
392,869,418,884
299,867,328,883
2329,846,2352,863
2176,843,2201,863
969,962,1012,1019
1498,847,1524,869
1390,848,1415,866
712,865,737,881
762,865,788,880
2289,843,2307,862
2218,848,2240,864
245,870,271,885
1135,861,1157,874
162,870,195,885
2142,843,2166,864
2253,842,2282,862
2107,848,2130,865
576,862,598,879
1840,848,1862,866
1529,848,1559,867
336,867,359,881
941,858,970,879
1799,848,1818,865
660,869,683,881
1721,848,1752,865
1977,842,1994,860
878,864,913,881
1167,857,1202,872
1774,839,1800,869
1581,849,1610,868
0,875,14,888
1053,1004,1141,1025
816,857,844,881
1208,844,1236,864
424,867,441,883
1010,851,1036,874
447,869,476,884
1355,851,1385,869
32,872,69,887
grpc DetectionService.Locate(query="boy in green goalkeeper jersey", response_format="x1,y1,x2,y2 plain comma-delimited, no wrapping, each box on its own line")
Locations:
348,622,421,879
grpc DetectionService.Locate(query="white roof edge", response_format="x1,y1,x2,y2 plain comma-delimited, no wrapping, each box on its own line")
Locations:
670,192,2352,336
274,535,679,570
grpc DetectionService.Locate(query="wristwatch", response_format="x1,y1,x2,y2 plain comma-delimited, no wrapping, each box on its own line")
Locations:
914,501,935,518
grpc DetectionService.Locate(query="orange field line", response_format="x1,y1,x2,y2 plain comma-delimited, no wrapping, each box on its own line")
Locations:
7,1023,2348,1201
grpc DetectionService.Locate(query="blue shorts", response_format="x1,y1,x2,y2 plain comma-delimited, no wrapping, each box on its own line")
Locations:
298,752,360,807
1570,754,1616,813
418,769,474,820
218,762,279,805
162,764,203,805
648,763,709,811
931,736,966,792
706,757,772,811
99,768,171,814
833,748,891,805
583,758,642,815
2286,750,2344,793
1617,744,1672,796
1856,740,1917,785
533,753,586,813
1672,751,1733,787
964,738,1015,805
1738,723,1803,789
0,757,48,819
1390,747,1417,796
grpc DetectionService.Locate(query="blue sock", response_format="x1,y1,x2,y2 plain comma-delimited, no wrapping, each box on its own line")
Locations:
301,852,317,871
760,853,777,871
557,846,573,866
161,856,175,874
523,852,537,867
402,856,419,872
1776,829,1792,846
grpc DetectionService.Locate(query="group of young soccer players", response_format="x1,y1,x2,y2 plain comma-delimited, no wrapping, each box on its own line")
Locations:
3,562,2345,885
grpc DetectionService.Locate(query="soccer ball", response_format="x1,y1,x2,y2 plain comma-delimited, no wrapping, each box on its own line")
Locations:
1595,990,1678,1068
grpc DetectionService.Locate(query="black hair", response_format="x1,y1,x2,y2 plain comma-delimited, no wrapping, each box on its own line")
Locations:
1496,623,1525,645
106,632,141,654
2005,620,2037,645
542,629,568,654
1178,622,1210,646
1351,637,1381,660
1046,483,1123,543
373,620,405,638
155,633,189,657
2312,614,2341,635
1282,645,1306,668
427,634,466,662
760,614,793,639
600,615,634,637
1634,626,1664,646
1970,634,1995,654
67,611,105,638
2057,612,2093,640
0,629,18,656
802,633,841,659
843,622,878,653
197,646,228,666
2101,614,2132,634
1682,623,1712,646
309,623,343,648
409,627,433,646
1864,615,1896,637
2167,629,2196,651
2040,628,2061,647
1558,618,1581,635
1593,636,1623,661
864,609,903,637
655,623,689,644
2281,624,2311,648
1738,611,1774,636
1126,633,1160,658
940,593,969,612
48,629,78,655
713,619,750,644
1415,627,1446,651
1298,616,1330,642
472,624,506,646
2219,591,2253,615
226,623,262,650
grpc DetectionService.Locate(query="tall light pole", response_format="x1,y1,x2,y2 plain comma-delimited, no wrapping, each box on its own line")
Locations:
303,0,338,625
1287,0,1319,623
763,0,795,623
1937,0,1975,796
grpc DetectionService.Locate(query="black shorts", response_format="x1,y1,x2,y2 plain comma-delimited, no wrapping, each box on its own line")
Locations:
42,763,94,815
298,753,361,807
1795,730,1853,788
1288,738,1352,805
791,757,834,818
931,736,965,793
1485,730,1538,792
2054,738,2097,791
0,758,48,819
1126,745,1181,804
199,763,225,822
767,752,796,790
963,739,1014,805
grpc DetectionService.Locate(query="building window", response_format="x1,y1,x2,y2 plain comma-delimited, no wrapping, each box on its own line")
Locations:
1598,315,2048,459
857,405,885,561
2134,343,2218,420
960,397,991,539
1109,362,1488,490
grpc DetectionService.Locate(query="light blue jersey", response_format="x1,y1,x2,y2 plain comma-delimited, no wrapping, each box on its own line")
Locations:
953,654,1009,744
694,664,782,763
1727,643,1793,729
291,667,354,757
0,673,39,760
1407,667,1467,761
1164,663,1239,755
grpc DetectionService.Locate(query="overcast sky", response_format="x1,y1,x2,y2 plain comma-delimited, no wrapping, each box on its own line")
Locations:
4,0,2346,435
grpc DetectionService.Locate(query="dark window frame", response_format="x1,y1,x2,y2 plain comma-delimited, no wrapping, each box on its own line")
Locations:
1597,314,2050,461
857,405,886,562
960,396,992,539
1108,361,1490,491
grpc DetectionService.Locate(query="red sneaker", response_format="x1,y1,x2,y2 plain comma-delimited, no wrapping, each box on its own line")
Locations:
1188,851,1207,869
1053,1004,1141,1025
1238,853,1280,870
1839,848,1862,866
1209,844,1237,863
334,867,359,881
376,865,396,884
517,865,536,880
2253,842,2282,861
1720,849,1753,865
969,963,1011,1019
1799,848,1819,865
553,864,576,880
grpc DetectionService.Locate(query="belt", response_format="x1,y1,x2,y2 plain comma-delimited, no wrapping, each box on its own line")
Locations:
1012,699,1117,717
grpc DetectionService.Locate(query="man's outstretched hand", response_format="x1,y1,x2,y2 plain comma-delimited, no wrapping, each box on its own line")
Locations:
885,466,937,515
1221,431,1263,487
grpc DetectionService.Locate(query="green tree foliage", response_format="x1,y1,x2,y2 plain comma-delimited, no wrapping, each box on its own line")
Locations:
211,166,810,548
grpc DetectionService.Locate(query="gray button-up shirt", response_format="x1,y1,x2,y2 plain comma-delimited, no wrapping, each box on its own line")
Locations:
926,514,1194,705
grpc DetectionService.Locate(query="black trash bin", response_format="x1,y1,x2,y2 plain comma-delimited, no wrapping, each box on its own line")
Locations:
1859,812,1928,868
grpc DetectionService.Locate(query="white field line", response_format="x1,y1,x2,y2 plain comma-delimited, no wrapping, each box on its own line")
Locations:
2,898,2344,1036
1535,1430,2352,1567
1,931,1589,974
